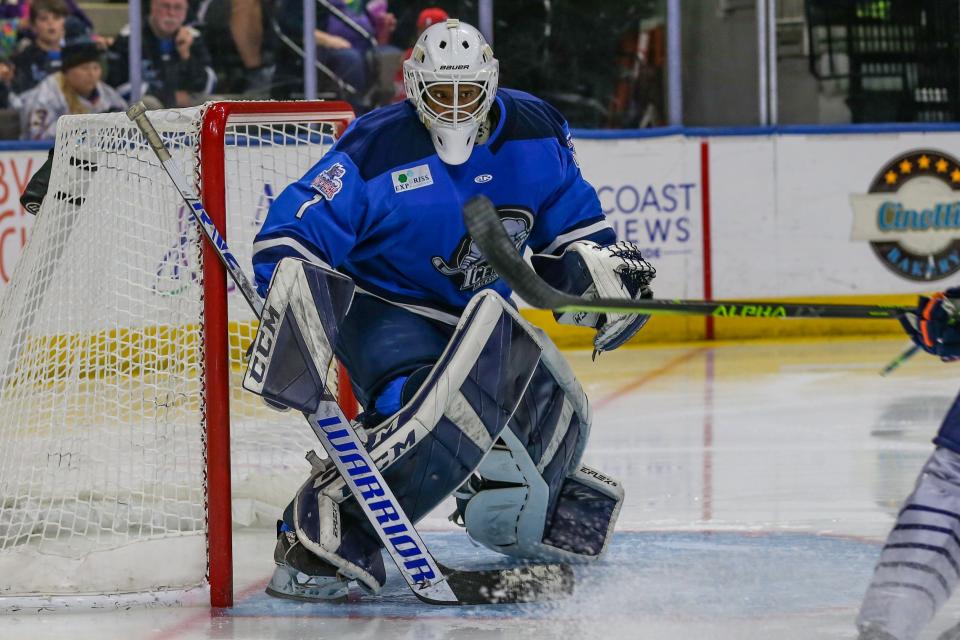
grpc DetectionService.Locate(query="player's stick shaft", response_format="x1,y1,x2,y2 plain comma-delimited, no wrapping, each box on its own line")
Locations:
462,195,912,320
127,102,264,316
879,344,921,377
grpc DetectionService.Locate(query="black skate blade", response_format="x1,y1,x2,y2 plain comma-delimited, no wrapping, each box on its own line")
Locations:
264,585,349,604
414,562,574,605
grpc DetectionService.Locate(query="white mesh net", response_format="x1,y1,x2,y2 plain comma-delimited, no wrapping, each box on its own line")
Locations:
0,102,352,600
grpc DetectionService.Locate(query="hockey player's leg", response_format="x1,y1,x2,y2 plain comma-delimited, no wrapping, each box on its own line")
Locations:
454,330,624,562
858,392,960,640
271,290,543,598
331,292,456,419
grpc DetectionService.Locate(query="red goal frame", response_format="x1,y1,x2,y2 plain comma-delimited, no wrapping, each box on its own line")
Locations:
197,101,357,607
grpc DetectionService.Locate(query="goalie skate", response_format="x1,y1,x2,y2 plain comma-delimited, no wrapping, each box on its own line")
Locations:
265,527,350,602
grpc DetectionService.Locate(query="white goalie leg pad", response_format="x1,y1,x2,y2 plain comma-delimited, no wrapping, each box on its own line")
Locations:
459,335,623,562
533,325,592,467
300,289,542,503
242,257,355,413
462,429,624,562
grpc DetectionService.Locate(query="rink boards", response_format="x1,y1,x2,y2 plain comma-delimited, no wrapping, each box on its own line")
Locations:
2,125,960,345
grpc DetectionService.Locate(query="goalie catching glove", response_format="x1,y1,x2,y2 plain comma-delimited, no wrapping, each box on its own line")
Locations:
532,240,656,354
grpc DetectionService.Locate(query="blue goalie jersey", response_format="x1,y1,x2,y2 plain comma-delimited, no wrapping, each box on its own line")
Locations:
252,88,615,323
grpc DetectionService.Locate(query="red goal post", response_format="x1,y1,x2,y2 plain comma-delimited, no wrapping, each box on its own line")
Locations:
198,101,358,607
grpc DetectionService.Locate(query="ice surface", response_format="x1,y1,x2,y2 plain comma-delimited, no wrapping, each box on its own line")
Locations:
3,336,959,639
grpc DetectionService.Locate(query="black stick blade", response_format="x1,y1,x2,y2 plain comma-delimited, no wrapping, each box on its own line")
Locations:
415,562,575,605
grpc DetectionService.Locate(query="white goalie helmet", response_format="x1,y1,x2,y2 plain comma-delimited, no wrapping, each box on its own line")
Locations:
403,19,499,165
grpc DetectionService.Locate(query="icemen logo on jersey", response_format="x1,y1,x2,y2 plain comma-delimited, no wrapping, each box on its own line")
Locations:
311,163,347,201
391,164,434,193
432,207,533,291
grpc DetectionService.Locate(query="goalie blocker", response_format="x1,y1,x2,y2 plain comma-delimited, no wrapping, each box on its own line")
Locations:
244,258,623,599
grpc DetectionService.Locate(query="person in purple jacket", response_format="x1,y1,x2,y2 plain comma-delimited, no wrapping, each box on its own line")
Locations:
276,0,396,111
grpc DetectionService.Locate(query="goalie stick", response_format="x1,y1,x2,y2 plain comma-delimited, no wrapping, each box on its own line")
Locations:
126,103,573,606
462,195,913,321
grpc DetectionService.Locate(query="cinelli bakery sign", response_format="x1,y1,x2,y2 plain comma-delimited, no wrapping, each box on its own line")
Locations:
850,149,960,282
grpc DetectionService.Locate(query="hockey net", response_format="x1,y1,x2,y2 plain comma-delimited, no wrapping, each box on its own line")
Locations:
0,101,356,608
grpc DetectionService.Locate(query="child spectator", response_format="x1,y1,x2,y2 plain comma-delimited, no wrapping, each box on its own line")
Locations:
18,36,125,140
107,0,215,107
11,0,67,94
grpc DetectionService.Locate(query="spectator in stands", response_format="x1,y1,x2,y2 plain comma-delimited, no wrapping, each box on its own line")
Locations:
275,0,397,111
392,6,446,103
107,0,215,108
0,57,15,117
18,36,125,140
11,0,67,94
192,0,271,95
0,0,97,55
0,15,21,59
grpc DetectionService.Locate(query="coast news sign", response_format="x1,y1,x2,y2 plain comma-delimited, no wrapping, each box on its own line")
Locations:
850,149,960,282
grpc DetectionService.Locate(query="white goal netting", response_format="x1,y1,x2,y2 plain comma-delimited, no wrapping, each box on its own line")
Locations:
0,102,352,601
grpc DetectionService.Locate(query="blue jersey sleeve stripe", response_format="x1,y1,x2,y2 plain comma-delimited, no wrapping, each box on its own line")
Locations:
536,216,614,255
252,234,333,269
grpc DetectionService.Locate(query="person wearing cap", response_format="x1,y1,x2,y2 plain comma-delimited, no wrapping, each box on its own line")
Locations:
18,36,125,140
415,7,448,32
391,6,447,103
106,0,215,108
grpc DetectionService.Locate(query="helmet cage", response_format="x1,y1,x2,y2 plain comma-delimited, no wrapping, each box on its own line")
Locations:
405,66,498,130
